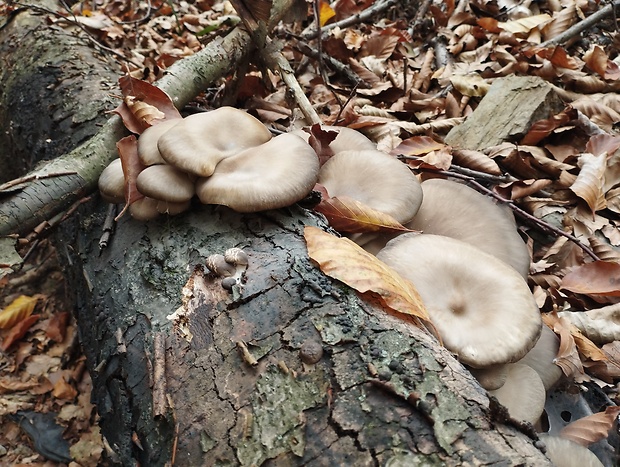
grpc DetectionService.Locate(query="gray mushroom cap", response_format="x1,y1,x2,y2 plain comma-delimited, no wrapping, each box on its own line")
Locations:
157,107,272,177
195,133,320,212
98,158,125,204
377,233,542,368
488,363,546,424
318,149,423,224
406,179,531,278
136,164,195,203
138,118,183,166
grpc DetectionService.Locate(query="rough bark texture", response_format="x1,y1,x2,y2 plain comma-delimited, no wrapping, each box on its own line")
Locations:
0,0,120,182
444,75,565,150
1,4,554,466
63,201,552,466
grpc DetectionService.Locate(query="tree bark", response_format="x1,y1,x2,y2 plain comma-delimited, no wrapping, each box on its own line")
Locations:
0,3,553,466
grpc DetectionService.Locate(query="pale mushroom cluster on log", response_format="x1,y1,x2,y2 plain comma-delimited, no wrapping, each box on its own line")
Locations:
99,111,564,449
97,106,320,219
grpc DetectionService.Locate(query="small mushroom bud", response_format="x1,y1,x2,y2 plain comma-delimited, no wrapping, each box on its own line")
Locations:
206,254,236,277
224,247,249,266
221,277,238,291
299,340,323,364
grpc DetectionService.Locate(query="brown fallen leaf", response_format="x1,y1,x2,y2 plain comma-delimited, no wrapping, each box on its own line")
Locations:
561,261,620,297
1,314,40,351
116,135,145,219
570,152,608,214
304,226,431,328
53,376,78,400
0,295,40,329
113,75,183,134
46,312,71,343
560,406,620,447
314,195,416,234
541,312,588,382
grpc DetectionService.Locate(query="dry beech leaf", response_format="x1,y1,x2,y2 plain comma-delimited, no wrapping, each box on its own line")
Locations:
520,107,578,146
495,179,552,200
304,226,431,326
391,136,445,157
319,1,336,26
52,376,78,400
451,148,502,175
405,148,453,171
561,261,620,297
114,75,182,134
541,312,587,382
450,74,489,97
541,5,576,40
0,295,40,329
314,196,415,234
560,406,620,447
558,305,620,345
569,152,607,213
585,133,620,157
499,14,552,35
1,314,40,351
584,45,620,80
116,135,145,219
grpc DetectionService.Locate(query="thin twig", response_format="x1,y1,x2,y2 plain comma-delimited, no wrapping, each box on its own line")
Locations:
416,167,601,261
293,39,366,88
0,171,78,192
539,1,620,47
301,0,398,40
230,0,321,124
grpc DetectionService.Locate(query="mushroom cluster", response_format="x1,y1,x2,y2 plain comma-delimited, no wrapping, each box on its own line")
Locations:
304,129,560,426
98,107,320,219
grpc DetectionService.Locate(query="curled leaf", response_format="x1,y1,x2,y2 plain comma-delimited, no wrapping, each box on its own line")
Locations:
304,226,431,327
560,406,620,447
315,196,415,234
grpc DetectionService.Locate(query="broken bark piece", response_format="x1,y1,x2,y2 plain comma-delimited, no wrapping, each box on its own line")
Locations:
444,75,565,150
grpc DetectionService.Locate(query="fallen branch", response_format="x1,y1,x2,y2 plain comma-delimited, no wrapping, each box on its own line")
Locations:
539,1,620,48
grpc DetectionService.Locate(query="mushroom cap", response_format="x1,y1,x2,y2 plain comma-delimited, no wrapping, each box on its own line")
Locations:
156,200,191,215
469,364,509,391
136,165,195,203
157,107,272,177
406,179,530,278
318,149,423,224
376,233,542,367
518,324,563,391
138,119,183,166
129,197,160,221
292,126,376,153
538,435,604,467
489,363,546,424
99,158,125,204
195,133,320,212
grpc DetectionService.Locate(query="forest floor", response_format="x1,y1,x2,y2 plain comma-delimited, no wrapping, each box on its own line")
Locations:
2,0,620,465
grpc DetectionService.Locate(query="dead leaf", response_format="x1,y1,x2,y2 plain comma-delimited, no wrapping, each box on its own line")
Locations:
114,76,182,134
314,195,416,234
1,314,40,351
542,312,587,382
561,261,620,297
53,376,78,400
584,45,620,81
46,312,70,343
304,226,430,326
116,135,145,219
391,136,445,157
0,295,39,329
319,1,336,26
560,406,620,447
